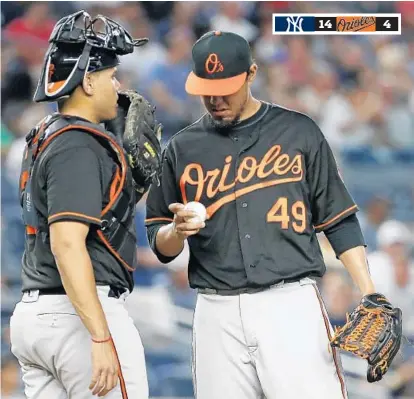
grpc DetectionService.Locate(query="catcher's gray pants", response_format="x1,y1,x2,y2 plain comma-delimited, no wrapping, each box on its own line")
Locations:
192,278,347,399
10,285,148,399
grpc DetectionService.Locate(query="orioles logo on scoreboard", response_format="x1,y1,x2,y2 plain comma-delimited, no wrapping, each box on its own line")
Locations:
337,16,376,32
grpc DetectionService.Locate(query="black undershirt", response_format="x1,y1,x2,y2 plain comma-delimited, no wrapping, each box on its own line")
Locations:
324,214,366,257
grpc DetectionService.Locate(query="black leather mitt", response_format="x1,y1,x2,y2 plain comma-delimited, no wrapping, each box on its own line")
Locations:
106,90,162,193
331,293,403,383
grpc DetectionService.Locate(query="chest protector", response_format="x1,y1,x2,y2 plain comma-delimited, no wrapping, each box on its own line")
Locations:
19,114,137,272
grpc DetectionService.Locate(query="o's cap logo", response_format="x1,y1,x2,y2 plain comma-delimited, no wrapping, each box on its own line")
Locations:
205,53,224,74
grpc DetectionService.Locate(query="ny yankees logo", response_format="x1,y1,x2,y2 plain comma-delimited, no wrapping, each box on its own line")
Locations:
205,53,224,74
286,16,304,32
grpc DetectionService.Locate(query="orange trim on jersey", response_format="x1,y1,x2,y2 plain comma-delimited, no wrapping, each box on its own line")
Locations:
97,230,135,272
145,217,174,224
314,205,358,230
110,338,128,399
26,225,37,235
313,285,348,399
48,212,101,224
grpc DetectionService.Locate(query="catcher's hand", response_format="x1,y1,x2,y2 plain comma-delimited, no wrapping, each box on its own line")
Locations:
106,90,162,193
331,293,403,383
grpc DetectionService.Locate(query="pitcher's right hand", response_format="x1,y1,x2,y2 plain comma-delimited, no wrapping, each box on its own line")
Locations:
169,203,206,240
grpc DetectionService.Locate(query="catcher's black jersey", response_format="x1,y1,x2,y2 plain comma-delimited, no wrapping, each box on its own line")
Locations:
145,102,358,290
21,129,134,292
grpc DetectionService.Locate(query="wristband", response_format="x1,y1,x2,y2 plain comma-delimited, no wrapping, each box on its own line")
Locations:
92,336,112,343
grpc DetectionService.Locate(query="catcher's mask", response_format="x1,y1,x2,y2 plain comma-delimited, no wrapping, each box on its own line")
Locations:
33,10,148,103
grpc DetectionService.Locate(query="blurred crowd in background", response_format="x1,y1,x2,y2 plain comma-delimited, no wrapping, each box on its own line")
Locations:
1,1,414,398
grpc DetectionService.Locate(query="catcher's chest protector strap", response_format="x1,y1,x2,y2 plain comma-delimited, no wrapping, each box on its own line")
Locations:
20,115,137,272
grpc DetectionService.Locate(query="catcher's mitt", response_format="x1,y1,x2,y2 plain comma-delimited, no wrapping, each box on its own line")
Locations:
106,90,162,193
331,293,403,383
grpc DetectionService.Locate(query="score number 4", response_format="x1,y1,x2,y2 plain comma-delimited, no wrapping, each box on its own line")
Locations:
383,19,391,29
267,197,306,233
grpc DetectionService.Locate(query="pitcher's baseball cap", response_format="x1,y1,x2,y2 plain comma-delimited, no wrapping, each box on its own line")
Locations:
185,31,253,97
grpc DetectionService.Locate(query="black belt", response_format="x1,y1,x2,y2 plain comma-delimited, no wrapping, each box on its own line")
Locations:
24,286,127,299
197,278,303,296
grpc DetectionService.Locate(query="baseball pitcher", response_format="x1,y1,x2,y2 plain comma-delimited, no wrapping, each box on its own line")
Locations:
145,31,403,399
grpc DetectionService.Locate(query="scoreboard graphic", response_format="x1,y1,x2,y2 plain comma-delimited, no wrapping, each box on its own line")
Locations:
273,14,401,35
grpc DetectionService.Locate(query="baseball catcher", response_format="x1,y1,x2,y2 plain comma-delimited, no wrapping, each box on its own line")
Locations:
11,10,163,398
331,293,403,382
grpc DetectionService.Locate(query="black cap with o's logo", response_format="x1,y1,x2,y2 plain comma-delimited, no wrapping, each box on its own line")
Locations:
185,31,253,97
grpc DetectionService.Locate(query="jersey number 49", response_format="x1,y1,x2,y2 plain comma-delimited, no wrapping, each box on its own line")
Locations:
267,197,306,233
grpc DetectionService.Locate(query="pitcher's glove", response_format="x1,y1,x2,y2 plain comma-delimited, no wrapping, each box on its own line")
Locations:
106,90,162,193
331,293,403,383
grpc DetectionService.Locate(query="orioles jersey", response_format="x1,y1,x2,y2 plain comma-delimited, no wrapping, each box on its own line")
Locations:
145,102,358,290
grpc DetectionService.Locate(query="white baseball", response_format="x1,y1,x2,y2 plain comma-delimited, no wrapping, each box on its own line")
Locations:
184,201,207,223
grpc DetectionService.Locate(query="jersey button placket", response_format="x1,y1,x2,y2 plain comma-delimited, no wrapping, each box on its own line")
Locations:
235,153,255,278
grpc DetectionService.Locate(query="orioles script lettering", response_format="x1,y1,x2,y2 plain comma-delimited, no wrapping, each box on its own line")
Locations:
179,145,304,217
337,16,375,32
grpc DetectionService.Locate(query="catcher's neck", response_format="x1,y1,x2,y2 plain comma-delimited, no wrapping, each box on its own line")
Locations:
58,94,100,124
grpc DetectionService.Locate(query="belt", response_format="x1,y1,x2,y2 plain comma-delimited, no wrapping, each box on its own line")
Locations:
23,285,127,299
198,286,269,295
197,277,310,296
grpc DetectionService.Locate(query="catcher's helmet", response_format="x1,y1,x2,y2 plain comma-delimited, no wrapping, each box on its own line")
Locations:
33,10,148,102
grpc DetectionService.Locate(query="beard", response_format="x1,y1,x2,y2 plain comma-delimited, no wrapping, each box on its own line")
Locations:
208,106,245,134
206,90,249,134
209,113,240,132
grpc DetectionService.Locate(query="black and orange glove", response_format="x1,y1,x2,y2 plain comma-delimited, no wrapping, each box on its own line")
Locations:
331,293,403,383
105,90,162,194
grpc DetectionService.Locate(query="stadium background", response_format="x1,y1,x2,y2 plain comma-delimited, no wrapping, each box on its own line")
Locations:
1,1,414,398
